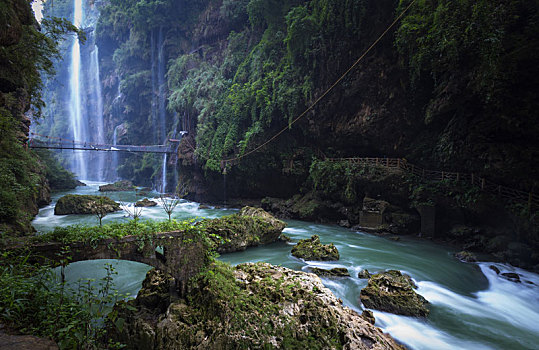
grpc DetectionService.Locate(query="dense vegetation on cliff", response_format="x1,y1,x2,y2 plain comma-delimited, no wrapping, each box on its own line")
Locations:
59,0,535,200
0,0,81,234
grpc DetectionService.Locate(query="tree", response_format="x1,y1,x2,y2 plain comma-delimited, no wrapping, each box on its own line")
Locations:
92,195,109,227
159,182,188,221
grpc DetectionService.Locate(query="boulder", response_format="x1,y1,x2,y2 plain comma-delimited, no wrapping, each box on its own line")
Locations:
200,207,286,253
98,180,135,192
291,235,340,261
360,270,429,317
54,195,120,215
501,272,521,283
489,265,501,274
454,251,477,263
110,263,405,350
361,310,376,325
279,233,292,242
135,198,158,207
358,269,371,279
310,267,350,277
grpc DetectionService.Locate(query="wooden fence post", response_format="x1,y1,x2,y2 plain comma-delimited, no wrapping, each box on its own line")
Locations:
441,171,444,180
397,158,400,168
471,173,474,185
481,178,485,190
457,172,460,182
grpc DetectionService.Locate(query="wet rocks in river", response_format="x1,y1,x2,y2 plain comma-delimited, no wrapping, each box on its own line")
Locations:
279,233,292,242
454,250,477,263
291,235,340,261
360,270,429,317
489,265,501,274
135,198,158,207
98,180,135,192
310,267,350,277
54,194,120,215
110,263,405,349
361,310,376,325
200,206,286,253
501,272,521,283
358,269,371,279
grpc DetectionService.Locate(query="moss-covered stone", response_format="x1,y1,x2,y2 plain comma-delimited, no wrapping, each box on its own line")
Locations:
310,267,350,277
454,250,477,262
135,198,158,207
360,270,429,317
109,263,405,350
200,206,286,253
98,180,135,192
291,235,340,261
358,269,371,279
54,195,120,215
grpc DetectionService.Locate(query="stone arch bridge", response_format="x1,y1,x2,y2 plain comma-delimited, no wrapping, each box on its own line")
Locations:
11,231,207,297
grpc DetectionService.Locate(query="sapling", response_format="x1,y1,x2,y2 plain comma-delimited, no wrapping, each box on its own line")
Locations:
159,182,189,221
93,194,110,227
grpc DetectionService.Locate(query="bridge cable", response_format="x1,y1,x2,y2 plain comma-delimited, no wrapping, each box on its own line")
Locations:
221,0,417,167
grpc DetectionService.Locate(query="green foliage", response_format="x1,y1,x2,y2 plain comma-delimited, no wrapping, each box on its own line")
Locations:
0,1,83,234
308,159,382,204
0,109,43,232
0,252,126,349
186,261,344,348
35,219,198,245
35,149,79,190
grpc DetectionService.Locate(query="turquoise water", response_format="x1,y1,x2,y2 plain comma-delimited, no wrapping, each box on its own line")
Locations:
34,181,539,349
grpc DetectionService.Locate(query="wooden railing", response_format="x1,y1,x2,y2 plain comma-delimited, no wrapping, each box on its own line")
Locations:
325,157,538,211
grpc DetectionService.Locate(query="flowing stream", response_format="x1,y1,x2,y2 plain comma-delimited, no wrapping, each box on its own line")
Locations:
33,182,539,350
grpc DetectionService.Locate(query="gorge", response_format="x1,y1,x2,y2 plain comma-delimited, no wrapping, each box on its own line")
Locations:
1,0,538,349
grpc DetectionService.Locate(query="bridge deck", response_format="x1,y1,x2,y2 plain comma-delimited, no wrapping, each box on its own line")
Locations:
28,139,175,154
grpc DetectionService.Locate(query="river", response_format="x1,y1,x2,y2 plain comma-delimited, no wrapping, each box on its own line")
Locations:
33,181,539,349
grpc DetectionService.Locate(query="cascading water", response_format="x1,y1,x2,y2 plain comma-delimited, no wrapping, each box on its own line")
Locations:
156,26,168,193
68,0,87,180
90,45,105,180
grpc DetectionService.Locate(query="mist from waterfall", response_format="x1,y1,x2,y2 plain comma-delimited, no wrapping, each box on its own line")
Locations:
68,0,87,180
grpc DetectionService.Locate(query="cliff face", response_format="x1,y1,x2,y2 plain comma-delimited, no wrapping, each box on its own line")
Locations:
59,0,537,203
0,0,51,234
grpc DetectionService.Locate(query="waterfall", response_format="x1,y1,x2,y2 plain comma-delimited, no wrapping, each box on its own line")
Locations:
157,26,168,193
112,124,120,181
90,45,105,180
68,0,87,180
161,154,168,193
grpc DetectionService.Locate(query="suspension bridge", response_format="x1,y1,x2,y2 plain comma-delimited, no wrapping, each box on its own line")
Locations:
28,132,187,154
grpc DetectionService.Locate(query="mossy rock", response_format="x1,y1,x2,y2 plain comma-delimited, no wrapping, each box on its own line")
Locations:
110,262,405,349
201,206,286,253
98,180,135,192
135,198,158,207
359,270,429,317
358,269,371,279
54,195,120,215
291,235,339,261
454,250,477,262
310,267,350,277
